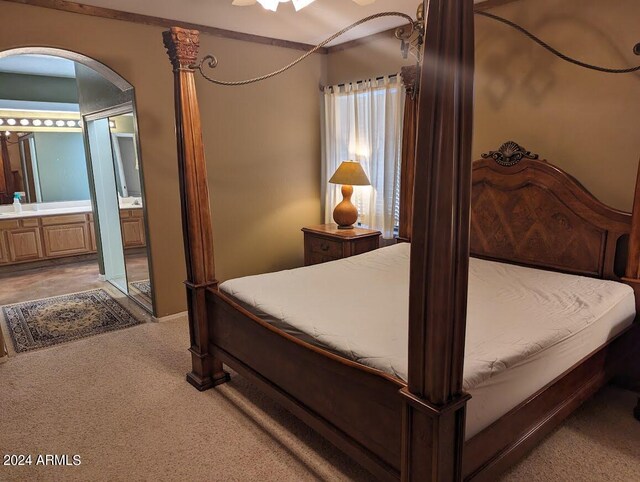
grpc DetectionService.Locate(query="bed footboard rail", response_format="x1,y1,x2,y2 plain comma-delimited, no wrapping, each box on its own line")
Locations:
208,289,405,481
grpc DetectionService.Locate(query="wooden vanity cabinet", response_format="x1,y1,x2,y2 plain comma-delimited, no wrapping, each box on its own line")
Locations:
6,227,44,263
0,208,146,267
120,209,146,248
41,214,92,258
0,230,8,264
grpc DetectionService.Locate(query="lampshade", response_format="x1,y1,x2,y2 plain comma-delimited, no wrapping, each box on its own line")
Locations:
329,161,370,186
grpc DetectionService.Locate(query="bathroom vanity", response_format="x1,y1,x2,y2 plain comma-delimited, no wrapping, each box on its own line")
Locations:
0,202,146,267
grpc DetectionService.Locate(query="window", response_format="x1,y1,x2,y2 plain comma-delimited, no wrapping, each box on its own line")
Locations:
322,76,405,239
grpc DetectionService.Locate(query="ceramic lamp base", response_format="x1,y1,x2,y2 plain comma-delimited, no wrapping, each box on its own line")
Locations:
333,184,358,229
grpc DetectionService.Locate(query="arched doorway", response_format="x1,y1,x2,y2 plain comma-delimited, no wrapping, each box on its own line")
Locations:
0,47,154,354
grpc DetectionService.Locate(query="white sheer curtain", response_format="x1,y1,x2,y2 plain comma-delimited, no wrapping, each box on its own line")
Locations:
322,76,405,239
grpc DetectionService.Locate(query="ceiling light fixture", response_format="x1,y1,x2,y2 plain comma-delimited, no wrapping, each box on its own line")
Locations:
232,0,375,12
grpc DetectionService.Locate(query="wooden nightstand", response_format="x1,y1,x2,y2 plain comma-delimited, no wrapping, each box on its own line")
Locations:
302,224,381,266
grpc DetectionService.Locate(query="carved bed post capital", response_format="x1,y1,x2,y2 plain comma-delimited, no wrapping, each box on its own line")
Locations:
400,65,419,98
163,27,200,71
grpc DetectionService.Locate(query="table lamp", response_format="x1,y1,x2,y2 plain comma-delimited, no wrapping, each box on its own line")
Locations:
328,161,371,229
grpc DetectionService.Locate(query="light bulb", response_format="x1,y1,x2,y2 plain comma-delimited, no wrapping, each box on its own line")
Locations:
55,120,65,127
256,0,281,11
66,120,76,127
0,119,4,125
19,119,30,126
7,118,16,125
44,120,54,127
32,119,42,126
292,0,314,10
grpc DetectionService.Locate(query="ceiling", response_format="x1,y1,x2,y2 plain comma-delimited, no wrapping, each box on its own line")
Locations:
0,55,76,78
73,0,488,46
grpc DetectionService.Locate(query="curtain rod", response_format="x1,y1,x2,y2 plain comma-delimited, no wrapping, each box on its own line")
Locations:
319,73,399,93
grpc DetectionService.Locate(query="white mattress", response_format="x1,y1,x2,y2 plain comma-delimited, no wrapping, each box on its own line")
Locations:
220,243,635,438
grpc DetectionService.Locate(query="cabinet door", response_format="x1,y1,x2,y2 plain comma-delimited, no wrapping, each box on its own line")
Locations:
121,218,146,248
6,228,44,262
0,232,8,264
42,223,91,257
89,221,98,252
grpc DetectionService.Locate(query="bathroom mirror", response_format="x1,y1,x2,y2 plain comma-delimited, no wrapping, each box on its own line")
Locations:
12,131,92,204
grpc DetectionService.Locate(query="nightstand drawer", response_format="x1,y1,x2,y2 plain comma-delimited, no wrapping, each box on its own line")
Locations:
307,236,343,258
302,224,381,267
306,251,341,266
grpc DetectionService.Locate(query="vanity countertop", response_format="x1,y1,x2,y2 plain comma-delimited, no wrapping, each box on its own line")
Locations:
0,203,142,220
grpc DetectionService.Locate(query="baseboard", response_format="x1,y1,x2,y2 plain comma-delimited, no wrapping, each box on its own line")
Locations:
153,311,187,323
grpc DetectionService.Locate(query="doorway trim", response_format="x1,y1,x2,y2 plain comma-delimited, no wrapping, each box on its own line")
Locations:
0,47,133,92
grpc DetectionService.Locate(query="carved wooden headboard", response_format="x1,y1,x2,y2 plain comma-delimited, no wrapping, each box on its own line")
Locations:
399,140,632,280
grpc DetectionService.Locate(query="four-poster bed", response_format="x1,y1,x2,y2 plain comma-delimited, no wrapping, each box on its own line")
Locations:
162,1,640,480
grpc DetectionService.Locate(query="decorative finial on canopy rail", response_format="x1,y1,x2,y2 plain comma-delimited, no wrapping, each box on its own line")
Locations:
192,11,423,86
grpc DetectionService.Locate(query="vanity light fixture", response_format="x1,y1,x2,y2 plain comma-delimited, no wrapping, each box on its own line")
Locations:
0,117,83,130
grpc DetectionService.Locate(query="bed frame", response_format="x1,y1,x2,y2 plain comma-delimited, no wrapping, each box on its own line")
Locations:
162,1,639,480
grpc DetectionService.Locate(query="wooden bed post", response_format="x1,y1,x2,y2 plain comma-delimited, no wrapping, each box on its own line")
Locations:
398,65,418,243
625,159,640,281
163,27,230,391
401,0,475,480
624,158,640,421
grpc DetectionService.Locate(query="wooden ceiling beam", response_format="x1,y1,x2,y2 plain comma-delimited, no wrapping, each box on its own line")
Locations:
2,0,327,53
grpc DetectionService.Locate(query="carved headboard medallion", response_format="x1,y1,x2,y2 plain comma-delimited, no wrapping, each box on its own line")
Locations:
481,141,539,167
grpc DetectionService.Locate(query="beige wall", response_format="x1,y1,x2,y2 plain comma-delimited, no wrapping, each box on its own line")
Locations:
326,32,414,86
326,0,640,211
0,1,323,316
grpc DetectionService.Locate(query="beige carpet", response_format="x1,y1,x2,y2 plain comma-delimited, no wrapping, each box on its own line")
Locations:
0,316,638,481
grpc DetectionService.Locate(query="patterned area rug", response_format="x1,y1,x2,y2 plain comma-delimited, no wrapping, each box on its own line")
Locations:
130,280,152,304
3,290,144,353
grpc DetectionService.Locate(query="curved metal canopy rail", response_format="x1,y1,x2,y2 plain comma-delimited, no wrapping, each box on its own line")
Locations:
191,9,640,87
